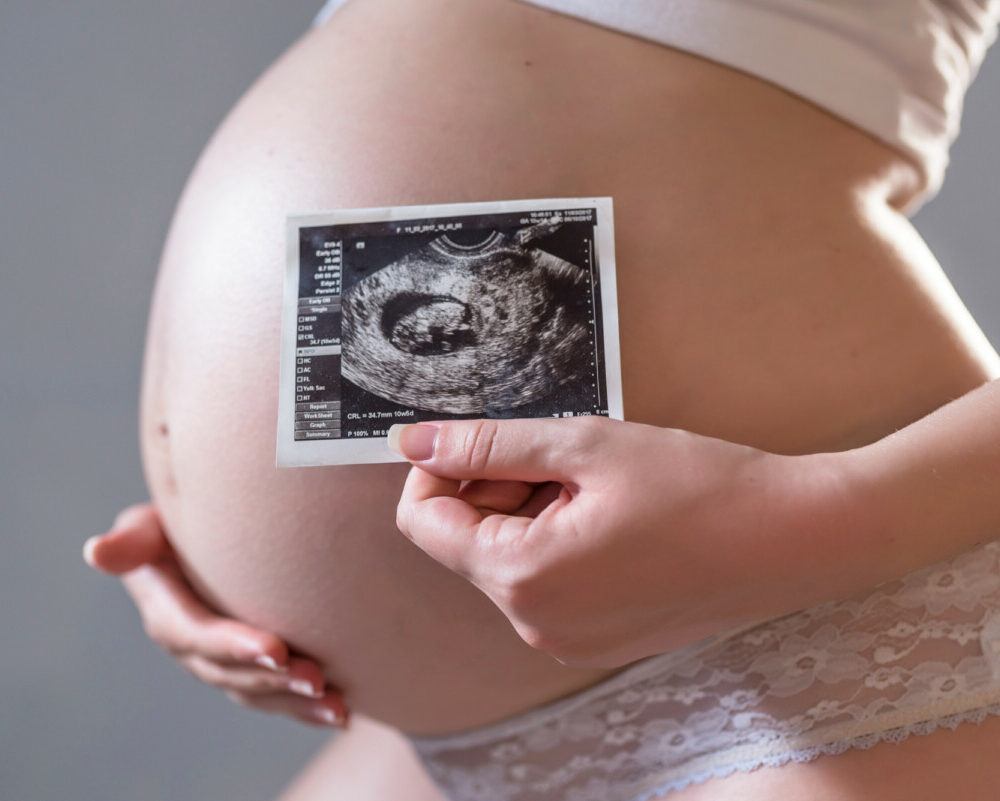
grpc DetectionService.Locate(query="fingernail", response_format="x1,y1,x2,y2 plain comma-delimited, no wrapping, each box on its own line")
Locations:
315,706,348,727
290,679,323,699
254,655,281,671
387,423,440,461
82,536,100,567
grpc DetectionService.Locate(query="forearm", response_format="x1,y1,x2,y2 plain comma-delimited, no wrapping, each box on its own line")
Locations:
842,377,1000,584
392,393,1000,668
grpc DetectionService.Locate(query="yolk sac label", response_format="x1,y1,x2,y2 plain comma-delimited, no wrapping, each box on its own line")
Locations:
276,197,622,466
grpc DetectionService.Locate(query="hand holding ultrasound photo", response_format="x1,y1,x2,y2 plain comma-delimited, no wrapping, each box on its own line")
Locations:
277,198,622,466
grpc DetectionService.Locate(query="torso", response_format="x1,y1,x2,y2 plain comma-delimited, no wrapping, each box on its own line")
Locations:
140,0,999,735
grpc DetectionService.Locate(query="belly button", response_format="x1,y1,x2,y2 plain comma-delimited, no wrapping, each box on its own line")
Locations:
149,419,179,496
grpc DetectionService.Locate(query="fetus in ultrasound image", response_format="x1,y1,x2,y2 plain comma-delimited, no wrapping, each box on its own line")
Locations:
341,224,596,414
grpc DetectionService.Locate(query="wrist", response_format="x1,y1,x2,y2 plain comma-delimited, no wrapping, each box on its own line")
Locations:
749,449,875,616
840,407,1000,583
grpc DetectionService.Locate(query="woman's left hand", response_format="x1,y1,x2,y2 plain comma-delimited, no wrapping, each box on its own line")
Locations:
393,417,857,668
84,504,349,727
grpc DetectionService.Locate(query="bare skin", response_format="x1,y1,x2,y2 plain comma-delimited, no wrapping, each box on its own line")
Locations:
138,0,1000,795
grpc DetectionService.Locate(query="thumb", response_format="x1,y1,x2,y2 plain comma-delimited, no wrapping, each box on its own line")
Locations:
83,503,172,574
387,417,607,483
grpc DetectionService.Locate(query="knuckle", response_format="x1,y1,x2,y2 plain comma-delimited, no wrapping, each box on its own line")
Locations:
547,416,608,468
515,622,568,657
497,576,560,643
499,567,593,662
567,414,608,448
518,623,592,664
497,561,553,619
459,419,500,473
501,572,542,617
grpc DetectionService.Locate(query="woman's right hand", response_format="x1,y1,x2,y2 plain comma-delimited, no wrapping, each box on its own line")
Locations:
84,503,349,728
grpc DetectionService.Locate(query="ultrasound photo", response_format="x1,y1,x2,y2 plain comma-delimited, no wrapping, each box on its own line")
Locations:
277,198,621,466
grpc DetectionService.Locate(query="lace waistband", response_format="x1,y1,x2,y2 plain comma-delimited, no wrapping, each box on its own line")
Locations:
410,623,759,755
410,541,1000,801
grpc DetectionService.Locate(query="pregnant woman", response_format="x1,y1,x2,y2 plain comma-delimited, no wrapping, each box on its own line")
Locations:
86,0,1000,798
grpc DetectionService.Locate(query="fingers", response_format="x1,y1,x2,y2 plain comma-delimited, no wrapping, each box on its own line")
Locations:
85,504,285,666
225,688,350,728
397,466,535,578
388,417,611,483
121,556,351,726
392,417,608,577
181,654,326,698
458,479,536,514
88,503,351,728
123,560,289,666
515,482,568,518
83,503,171,574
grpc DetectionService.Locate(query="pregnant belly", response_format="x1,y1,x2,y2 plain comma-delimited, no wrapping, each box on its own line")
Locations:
140,0,998,735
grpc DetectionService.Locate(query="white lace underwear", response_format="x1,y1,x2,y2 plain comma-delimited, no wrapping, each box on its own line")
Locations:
410,540,1000,801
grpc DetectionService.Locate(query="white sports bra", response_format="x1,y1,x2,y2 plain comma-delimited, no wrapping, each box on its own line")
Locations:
315,0,1000,213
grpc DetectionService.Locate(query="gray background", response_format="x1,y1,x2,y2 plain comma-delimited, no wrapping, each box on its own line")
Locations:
1,2,998,800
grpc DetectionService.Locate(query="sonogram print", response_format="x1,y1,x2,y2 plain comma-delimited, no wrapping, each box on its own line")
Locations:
278,199,619,465
341,223,593,414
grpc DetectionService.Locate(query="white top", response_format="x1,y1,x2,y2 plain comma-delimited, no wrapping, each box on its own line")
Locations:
315,0,1000,212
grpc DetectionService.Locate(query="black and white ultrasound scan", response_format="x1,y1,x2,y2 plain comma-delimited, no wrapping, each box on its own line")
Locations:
277,198,622,466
